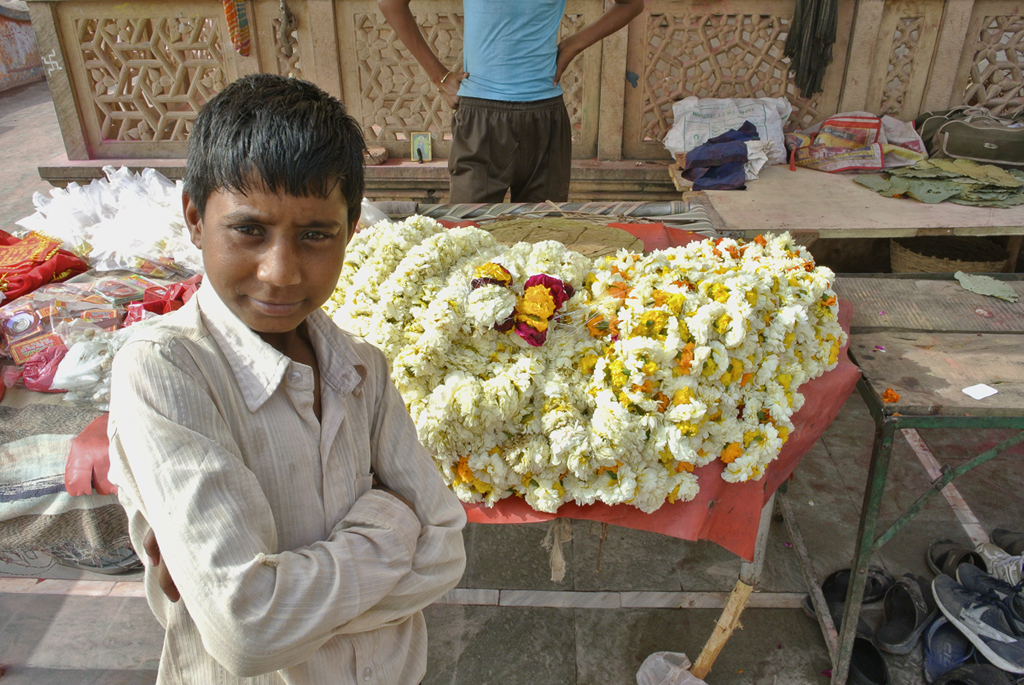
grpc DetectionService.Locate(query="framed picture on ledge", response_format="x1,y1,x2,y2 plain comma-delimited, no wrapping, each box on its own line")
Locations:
411,132,432,162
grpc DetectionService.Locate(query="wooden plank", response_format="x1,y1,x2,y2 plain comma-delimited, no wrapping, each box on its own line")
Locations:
835,277,1024,333
848,331,1024,416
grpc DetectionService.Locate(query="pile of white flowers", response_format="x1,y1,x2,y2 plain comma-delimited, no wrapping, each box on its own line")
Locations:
328,216,844,514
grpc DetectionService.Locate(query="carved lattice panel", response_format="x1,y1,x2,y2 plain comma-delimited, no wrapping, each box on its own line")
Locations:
622,8,843,160
962,14,1024,116
70,13,226,154
880,16,923,116
351,10,464,150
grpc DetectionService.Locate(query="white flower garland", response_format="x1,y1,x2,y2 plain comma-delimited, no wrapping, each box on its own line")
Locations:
329,217,845,514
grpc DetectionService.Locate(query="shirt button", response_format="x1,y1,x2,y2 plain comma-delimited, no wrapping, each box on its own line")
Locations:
363,666,372,680
288,371,302,383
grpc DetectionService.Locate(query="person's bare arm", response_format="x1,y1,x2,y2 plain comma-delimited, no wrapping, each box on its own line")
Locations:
554,0,645,84
378,0,468,108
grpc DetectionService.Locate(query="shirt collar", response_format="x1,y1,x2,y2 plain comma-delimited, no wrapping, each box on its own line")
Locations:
196,282,365,412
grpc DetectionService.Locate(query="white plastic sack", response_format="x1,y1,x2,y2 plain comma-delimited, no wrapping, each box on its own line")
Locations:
636,652,707,685
664,97,792,165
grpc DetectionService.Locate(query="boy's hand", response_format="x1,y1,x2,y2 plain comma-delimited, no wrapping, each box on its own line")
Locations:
554,38,582,85
437,71,468,110
143,529,180,603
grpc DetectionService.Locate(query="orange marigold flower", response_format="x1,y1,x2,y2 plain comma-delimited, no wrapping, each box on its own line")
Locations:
655,392,670,412
675,342,695,374
606,282,632,300
455,455,474,483
754,234,767,247
675,462,695,473
740,372,754,387
587,314,619,338
881,388,900,403
720,442,743,464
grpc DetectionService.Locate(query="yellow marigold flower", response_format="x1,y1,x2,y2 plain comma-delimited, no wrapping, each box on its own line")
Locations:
609,359,629,389
714,314,731,335
746,291,758,306
667,484,682,504
678,320,691,341
578,353,599,375
632,310,670,339
777,373,792,390
517,285,556,320
474,262,512,285
784,332,795,347
672,387,692,406
711,284,730,303
642,361,658,377
677,421,700,437
702,358,718,377
659,448,673,464
720,442,743,464
743,430,758,447
553,481,565,497
777,426,790,443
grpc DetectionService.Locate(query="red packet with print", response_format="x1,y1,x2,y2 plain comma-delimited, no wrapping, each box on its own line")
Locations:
0,230,88,302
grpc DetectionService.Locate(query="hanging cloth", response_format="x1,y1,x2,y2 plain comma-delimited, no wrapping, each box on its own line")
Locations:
223,0,251,56
783,0,838,98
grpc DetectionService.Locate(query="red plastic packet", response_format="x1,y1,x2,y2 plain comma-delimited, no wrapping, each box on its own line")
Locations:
123,274,203,326
22,344,68,392
0,230,88,302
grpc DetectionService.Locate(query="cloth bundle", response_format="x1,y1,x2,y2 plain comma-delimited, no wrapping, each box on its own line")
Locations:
673,121,768,190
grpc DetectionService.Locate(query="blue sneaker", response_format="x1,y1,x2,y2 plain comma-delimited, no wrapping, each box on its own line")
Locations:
923,616,975,683
932,575,1024,674
956,563,1024,636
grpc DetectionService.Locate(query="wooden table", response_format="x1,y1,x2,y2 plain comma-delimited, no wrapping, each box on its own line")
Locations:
800,274,1024,685
684,165,1024,270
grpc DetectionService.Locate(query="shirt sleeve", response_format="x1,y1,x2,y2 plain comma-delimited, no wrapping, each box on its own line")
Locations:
332,374,468,635
108,338,424,677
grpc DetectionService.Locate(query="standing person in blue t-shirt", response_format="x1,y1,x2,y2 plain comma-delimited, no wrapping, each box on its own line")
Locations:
379,0,644,204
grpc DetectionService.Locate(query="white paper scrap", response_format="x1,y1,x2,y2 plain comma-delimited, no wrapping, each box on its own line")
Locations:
962,384,998,400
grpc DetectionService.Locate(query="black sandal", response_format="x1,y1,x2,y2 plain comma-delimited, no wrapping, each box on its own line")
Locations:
874,574,938,655
926,539,986,577
801,567,895,638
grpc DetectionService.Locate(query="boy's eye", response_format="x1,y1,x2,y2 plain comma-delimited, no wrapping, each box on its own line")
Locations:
233,224,263,236
302,231,333,241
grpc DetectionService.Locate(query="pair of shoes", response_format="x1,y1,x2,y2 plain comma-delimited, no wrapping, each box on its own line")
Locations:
932,574,1024,674
875,574,938,654
923,616,975,683
993,529,1024,557
802,567,894,638
929,539,987,577
931,663,1017,685
957,564,1024,636
976,542,1024,587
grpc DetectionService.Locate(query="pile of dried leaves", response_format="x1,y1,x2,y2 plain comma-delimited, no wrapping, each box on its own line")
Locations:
854,158,1024,207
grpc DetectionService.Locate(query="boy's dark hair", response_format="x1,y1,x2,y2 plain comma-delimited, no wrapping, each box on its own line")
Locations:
183,74,365,226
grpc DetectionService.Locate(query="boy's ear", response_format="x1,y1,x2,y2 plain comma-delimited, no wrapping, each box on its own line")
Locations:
182,192,203,249
347,209,361,244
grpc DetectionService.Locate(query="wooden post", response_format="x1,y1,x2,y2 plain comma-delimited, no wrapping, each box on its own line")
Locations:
690,579,753,679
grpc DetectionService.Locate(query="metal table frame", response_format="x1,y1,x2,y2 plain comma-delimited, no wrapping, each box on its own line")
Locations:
793,273,1024,685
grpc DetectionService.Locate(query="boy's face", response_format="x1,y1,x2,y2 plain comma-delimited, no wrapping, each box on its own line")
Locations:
183,183,356,349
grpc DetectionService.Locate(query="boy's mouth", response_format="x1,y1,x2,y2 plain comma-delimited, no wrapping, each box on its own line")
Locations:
249,297,304,316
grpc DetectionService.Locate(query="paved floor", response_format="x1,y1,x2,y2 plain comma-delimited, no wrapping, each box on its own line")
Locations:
2,80,1023,684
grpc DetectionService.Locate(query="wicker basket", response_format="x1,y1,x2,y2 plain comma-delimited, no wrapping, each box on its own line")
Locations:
890,236,1009,273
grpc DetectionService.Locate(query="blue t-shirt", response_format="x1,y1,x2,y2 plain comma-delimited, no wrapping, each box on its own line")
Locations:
458,0,568,102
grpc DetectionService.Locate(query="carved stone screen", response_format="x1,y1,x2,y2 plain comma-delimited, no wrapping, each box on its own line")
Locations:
957,4,1024,117
621,0,851,160
57,1,235,158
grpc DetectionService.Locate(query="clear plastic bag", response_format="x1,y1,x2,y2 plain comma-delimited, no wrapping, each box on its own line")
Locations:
636,652,707,685
356,199,391,232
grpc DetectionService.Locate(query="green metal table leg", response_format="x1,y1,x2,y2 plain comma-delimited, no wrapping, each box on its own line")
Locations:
831,383,899,685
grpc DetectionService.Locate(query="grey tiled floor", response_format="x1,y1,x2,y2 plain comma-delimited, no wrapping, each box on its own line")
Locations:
3,80,1024,684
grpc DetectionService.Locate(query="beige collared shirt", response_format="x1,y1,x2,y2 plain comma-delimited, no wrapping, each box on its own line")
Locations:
108,282,466,684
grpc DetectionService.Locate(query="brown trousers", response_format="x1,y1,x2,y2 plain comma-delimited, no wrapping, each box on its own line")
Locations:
448,96,572,204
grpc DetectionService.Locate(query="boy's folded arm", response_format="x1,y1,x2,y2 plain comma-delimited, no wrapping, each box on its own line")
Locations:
331,380,467,634
109,343,422,677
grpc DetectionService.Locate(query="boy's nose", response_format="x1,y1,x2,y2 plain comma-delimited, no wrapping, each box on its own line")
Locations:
256,241,302,286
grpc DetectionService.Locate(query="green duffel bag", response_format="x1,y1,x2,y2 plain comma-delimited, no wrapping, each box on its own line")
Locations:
915,106,1024,166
